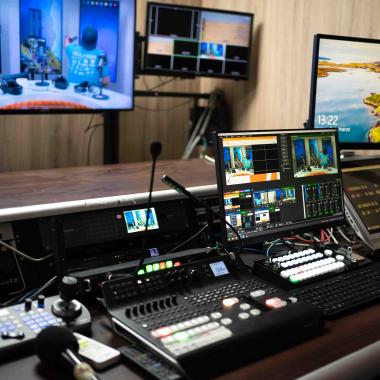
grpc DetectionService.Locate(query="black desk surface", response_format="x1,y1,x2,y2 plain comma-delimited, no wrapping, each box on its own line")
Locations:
1,276,380,380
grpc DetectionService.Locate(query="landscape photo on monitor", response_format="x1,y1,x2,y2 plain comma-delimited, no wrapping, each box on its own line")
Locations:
314,37,380,143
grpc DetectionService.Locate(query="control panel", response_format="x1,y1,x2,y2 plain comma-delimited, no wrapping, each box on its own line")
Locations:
0,295,91,360
102,252,324,379
255,247,370,289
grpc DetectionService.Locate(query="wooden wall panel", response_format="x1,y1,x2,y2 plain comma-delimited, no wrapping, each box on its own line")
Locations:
200,0,380,148
119,0,203,163
2,0,380,171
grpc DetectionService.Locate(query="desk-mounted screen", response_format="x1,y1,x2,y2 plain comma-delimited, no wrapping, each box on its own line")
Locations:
0,0,135,113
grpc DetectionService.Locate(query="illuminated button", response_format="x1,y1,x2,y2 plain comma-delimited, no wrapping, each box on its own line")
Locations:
196,316,210,324
220,318,232,326
159,262,166,270
240,303,251,311
184,321,192,328
308,249,316,254
336,255,345,261
165,260,173,268
250,290,266,298
174,261,181,267
210,312,222,320
222,297,239,307
250,308,261,316
238,312,250,320
152,263,160,272
265,297,287,309
161,335,175,344
174,331,189,342
137,269,145,276
146,265,153,273
287,297,298,303
324,249,333,257
152,326,172,338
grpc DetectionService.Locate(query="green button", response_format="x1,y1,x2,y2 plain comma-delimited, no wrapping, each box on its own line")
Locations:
165,260,173,268
137,269,145,276
146,264,153,273
153,263,160,272
174,331,189,342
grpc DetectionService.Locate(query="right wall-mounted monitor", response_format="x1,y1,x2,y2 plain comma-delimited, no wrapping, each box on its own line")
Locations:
144,2,254,80
309,34,380,149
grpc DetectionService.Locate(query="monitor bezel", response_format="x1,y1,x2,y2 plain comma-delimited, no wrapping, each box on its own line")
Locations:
308,33,380,150
0,0,136,115
213,128,346,247
143,1,254,81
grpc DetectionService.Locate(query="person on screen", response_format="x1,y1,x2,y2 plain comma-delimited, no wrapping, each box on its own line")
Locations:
319,147,330,167
64,27,110,86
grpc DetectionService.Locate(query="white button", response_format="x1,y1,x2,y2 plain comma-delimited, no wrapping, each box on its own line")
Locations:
220,318,232,326
250,290,265,298
222,297,239,307
240,303,251,311
336,255,344,261
250,308,261,316
238,312,250,320
324,249,333,256
287,297,298,303
210,312,222,320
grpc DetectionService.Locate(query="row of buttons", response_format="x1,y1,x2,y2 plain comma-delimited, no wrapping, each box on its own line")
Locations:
289,261,345,283
281,257,338,278
271,249,316,263
164,326,232,357
279,253,324,268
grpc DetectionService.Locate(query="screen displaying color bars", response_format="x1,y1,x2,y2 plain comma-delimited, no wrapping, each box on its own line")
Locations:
137,260,182,275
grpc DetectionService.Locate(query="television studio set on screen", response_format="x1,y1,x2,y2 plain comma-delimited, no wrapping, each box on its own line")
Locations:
0,0,135,112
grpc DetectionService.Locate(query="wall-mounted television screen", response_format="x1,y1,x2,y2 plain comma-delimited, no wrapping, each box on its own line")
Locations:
0,0,135,113
309,34,380,149
144,2,254,80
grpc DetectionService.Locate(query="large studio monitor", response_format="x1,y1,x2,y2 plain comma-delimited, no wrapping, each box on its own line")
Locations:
308,34,380,149
144,2,254,80
0,0,135,112
213,129,345,245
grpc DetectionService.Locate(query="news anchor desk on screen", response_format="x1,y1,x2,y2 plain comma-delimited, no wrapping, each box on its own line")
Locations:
64,27,110,87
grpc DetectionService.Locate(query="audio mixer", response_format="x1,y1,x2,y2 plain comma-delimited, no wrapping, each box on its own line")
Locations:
102,250,324,379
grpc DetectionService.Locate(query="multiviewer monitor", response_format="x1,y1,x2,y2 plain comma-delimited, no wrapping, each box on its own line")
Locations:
309,34,380,148
144,2,253,79
0,0,135,112
214,129,345,245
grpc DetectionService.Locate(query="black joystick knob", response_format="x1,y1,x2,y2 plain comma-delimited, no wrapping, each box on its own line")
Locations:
51,276,82,319
60,276,79,303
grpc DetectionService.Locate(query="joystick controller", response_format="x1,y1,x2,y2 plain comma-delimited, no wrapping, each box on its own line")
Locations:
51,276,82,319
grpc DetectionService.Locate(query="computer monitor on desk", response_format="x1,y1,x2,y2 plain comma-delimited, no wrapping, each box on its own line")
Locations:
213,129,345,246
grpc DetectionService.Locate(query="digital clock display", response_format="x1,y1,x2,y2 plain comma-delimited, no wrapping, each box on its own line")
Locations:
317,114,339,126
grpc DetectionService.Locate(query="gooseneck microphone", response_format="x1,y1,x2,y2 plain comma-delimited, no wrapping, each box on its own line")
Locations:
35,326,100,380
161,174,244,254
135,142,162,274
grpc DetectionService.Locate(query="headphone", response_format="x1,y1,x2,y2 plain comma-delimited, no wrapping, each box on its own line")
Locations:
74,81,90,93
1,79,23,95
52,76,69,90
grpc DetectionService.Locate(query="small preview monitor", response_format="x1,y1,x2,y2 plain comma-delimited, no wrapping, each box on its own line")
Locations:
214,129,345,245
123,207,159,234
309,34,380,148
144,2,253,79
0,0,135,112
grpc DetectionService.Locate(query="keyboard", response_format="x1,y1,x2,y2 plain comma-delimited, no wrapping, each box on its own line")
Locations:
292,268,380,317
255,247,371,288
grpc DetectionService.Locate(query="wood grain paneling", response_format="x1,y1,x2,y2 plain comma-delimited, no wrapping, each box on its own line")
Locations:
201,0,380,140
2,0,380,171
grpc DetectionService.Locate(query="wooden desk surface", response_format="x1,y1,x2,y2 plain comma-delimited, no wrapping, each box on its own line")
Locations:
0,158,217,222
0,300,379,380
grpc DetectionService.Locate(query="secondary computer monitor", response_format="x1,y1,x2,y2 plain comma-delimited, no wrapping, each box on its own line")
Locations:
0,0,135,112
144,2,254,79
214,129,345,245
309,34,380,149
